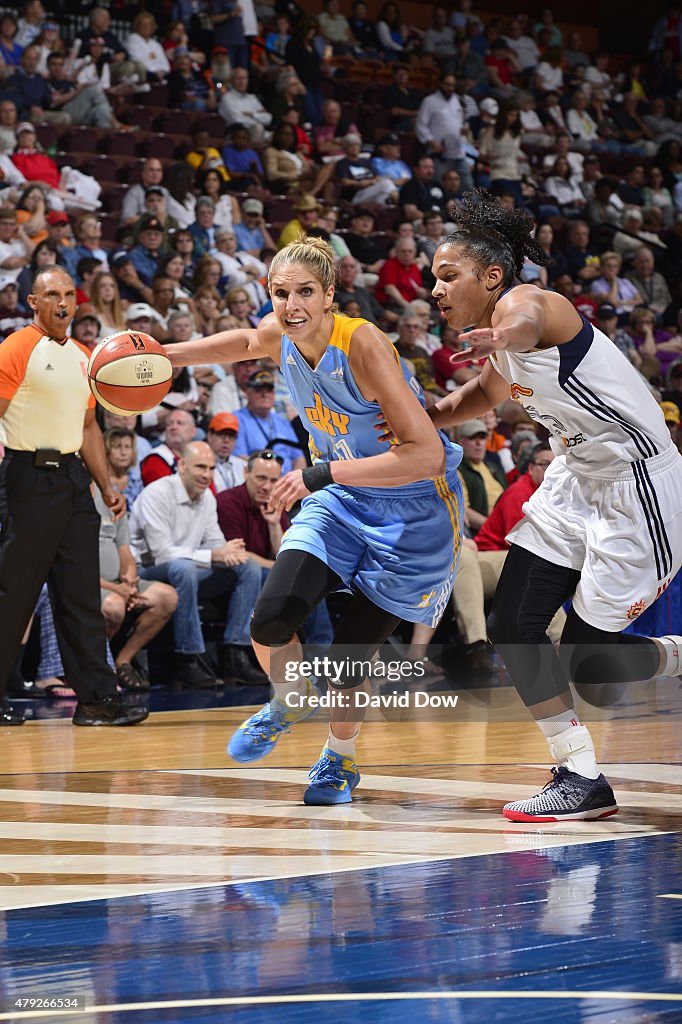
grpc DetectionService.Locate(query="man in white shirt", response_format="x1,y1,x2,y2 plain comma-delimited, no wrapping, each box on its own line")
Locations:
130,441,265,686
120,158,169,227
206,413,246,493
0,209,32,282
218,67,272,145
415,73,473,191
504,20,540,73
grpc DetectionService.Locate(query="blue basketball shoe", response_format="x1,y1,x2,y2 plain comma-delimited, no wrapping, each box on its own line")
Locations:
228,681,320,763
303,747,361,805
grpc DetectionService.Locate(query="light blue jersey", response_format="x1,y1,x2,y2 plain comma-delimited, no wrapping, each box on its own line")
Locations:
278,314,464,626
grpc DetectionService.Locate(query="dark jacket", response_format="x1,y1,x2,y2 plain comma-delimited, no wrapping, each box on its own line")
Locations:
459,453,508,520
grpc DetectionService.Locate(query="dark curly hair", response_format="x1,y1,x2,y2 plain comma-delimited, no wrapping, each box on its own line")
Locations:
443,190,548,284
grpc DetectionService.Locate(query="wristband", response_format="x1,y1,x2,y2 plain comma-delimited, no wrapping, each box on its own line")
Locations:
302,461,333,492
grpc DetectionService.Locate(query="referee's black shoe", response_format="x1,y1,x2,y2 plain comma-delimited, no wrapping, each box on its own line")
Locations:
1,700,25,725
72,695,149,726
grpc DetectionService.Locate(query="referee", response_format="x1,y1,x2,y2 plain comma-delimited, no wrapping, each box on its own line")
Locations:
0,266,148,726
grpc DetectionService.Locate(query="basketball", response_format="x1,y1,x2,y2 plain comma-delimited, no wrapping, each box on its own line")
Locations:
87,330,173,416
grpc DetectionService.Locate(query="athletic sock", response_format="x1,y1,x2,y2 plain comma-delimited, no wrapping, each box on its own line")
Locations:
658,635,682,676
272,670,311,703
326,727,359,759
537,710,600,780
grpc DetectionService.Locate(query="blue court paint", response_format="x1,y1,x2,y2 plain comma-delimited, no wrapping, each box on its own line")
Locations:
2,834,682,1023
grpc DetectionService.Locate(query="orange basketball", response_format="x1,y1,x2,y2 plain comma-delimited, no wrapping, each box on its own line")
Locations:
88,331,173,416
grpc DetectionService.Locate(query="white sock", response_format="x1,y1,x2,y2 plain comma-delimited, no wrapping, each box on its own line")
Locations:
271,666,311,702
537,711,600,780
326,727,359,759
658,635,682,676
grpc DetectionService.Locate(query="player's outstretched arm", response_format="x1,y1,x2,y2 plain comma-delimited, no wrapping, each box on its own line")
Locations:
428,362,511,430
165,315,282,368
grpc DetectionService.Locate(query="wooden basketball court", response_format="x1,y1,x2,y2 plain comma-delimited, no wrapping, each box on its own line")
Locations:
1,678,681,1023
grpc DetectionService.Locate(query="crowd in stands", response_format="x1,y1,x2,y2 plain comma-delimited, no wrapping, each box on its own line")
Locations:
2,0,682,693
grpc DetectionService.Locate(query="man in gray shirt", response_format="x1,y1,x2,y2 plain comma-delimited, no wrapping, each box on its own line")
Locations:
130,440,265,686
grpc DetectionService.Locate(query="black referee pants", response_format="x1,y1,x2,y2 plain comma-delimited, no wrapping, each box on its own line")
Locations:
0,451,117,703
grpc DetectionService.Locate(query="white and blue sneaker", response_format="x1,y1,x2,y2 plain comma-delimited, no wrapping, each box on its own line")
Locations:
303,747,361,805
503,766,618,822
228,682,319,763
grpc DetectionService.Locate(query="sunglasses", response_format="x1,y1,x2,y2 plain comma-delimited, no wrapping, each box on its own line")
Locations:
253,449,284,465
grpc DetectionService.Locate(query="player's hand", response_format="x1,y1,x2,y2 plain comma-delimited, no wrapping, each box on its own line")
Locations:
268,469,310,513
447,328,506,367
103,490,126,520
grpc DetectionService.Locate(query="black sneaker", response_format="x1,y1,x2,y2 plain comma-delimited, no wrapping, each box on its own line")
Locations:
223,646,268,685
503,766,618,822
0,700,25,725
72,695,149,726
171,655,221,689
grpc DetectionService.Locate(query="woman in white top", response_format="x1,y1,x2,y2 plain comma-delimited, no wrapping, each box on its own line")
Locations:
543,156,587,215
125,12,171,81
196,168,241,232
566,90,600,152
518,91,554,148
478,103,526,205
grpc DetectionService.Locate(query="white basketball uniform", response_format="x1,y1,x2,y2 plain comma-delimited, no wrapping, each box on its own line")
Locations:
490,315,682,631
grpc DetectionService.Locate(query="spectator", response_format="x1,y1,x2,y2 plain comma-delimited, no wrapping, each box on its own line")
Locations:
553,270,599,323
15,0,44,49
478,102,525,206
14,183,47,245
110,249,152,306
643,97,682,147
423,7,456,60
485,37,520,96
335,133,398,206
0,14,23,67
277,194,320,250
197,168,241,233
613,205,667,257
140,406,197,478
130,441,264,687
393,312,444,396
533,221,567,283
234,198,274,255
188,196,219,258
15,238,56,307
219,67,272,145
61,212,108,281
627,246,673,322
209,0,247,69
348,0,378,52
264,122,315,193
629,306,682,379
334,254,391,325
457,419,508,534
643,166,675,226
662,359,682,416
132,187,179,247
265,14,292,59
613,94,656,157
8,46,67,125
232,370,305,473
312,98,359,160
564,220,601,283
206,412,246,492
399,155,445,223
168,46,216,111
660,400,682,452
450,34,487,92
79,6,145,87
120,158,168,228
318,0,355,52
371,132,412,188
591,251,644,321
385,64,421,131
217,449,333,645
375,237,427,312
597,302,643,370
0,207,34,282
0,99,18,156
125,12,171,82
342,207,390,275
45,50,120,129
504,18,540,74
213,229,265,295
534,44,564,93
159,253,194,305
375,2,417,57
0,277,32,340
543,155,587,216
432,323,481,390
586,176,622,230
221,122,264,188
129,216,165,286
192,285,222,336
90,270,125,335
585,52,614,97
186,127,229,181
618,164,647,207
209,357,261,415
415,73,472,191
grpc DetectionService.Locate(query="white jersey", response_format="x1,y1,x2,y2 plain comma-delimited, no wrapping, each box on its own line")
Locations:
490,316,672,476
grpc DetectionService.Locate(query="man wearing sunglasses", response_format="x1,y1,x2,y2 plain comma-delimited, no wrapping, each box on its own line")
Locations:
232,370,306,475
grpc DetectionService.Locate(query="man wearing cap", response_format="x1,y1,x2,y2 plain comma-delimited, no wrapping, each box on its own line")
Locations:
0,265,148,725
120,158,168,228
370,134,413,187
234,198,274,255
71,303,101,351
134,187,178,244
207,413,245,492
46,210,72,254
218,67,272,145
457,420,508,535
335,133,398,206
0,278,31,340
277,194,321,249
125,301,166,343
189,197,218,258
233,371,306,475
129,216,165,286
